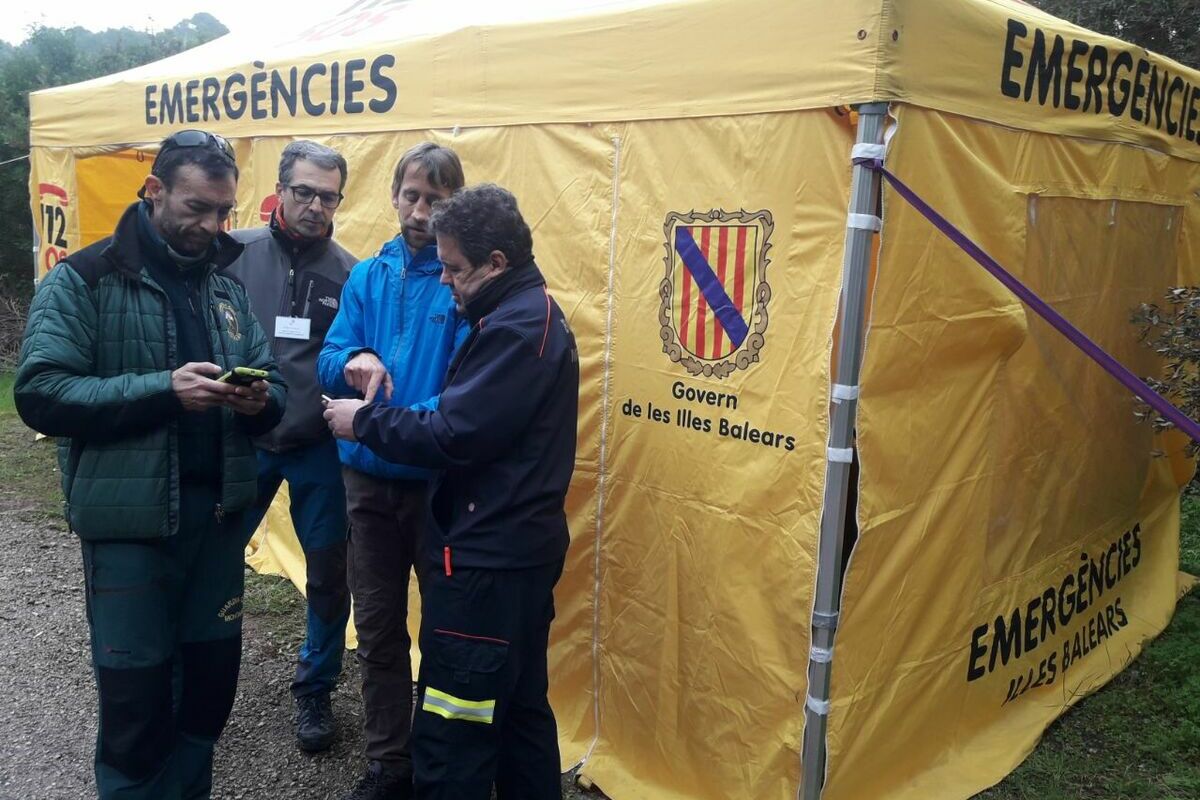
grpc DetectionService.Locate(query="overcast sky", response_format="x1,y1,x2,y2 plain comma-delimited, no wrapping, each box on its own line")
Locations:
2,0,621,46
4,1,287,45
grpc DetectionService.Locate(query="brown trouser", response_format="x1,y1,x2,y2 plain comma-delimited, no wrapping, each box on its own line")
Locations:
344,467,426,775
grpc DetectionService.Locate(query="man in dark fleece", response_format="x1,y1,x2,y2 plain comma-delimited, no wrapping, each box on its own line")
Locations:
227,140,357,754
324,184,578,800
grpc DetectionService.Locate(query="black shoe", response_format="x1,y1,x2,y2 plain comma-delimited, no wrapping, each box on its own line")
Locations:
344,762,412,800
295,692,336,752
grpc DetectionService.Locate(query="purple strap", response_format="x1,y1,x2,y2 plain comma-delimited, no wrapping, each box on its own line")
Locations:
855,157,1200,444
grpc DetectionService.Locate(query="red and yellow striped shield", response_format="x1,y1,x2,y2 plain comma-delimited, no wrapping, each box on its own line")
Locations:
659,209,773,379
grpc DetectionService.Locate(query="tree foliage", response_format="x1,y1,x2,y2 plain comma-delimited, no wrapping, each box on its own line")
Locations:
1133,289,1200,451
1031,0,1200,70
0,15,227,298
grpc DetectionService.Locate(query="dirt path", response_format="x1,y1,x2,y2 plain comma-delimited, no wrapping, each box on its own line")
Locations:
0,495,597,799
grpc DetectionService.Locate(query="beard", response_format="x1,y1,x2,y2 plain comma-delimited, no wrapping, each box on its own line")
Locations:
162,223,215,258
402,225,433,251
167,230,212,257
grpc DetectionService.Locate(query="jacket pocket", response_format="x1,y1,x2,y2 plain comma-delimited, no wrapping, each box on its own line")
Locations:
60,437,84,529
68,433,173,541
432,629,510,675
303,273,343,334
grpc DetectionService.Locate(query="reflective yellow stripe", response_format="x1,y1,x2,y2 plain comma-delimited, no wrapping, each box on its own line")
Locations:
422,686,496,724
425,687,494,710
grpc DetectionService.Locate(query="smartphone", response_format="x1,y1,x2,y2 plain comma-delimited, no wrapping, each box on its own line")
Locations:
217,366,269,386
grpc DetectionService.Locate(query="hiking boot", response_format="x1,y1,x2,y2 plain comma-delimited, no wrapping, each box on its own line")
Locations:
344,761,412,800
296,691,336,752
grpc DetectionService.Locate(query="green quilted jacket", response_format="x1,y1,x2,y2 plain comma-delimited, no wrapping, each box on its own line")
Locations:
14,203,287,540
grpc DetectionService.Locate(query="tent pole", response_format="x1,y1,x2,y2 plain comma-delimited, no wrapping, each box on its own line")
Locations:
800,101,887,800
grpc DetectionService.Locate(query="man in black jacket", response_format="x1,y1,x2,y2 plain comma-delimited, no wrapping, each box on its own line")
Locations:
323,184,578,800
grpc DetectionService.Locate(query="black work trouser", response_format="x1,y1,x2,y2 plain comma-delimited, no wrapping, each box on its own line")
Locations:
82,485,244,800
413,557,565,800
344,467,424,775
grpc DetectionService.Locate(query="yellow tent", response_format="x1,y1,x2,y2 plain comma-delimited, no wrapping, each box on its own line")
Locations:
28,1,1200,798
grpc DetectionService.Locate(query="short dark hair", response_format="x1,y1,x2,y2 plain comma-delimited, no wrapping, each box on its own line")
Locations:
430,184,533,268
279,140,348,190
151,133,238,189
391,142,465,197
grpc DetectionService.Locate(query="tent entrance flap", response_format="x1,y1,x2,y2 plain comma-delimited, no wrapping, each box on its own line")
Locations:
800,101,887,800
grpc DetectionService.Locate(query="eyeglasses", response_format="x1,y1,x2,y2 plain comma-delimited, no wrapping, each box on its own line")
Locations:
287,184,344,209
158,129,236,164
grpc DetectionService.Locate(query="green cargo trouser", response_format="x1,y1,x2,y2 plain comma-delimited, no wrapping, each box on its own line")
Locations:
81,485,245,800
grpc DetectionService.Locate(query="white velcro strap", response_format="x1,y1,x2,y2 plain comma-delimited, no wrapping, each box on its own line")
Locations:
827,447,854,463
848,213,882,232
831,383,860,402
810,646,834,664
852,143,886,161
806,695,831,716
812,611,839,630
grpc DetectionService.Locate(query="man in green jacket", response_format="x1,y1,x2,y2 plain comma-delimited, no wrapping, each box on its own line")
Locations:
14,129,286,800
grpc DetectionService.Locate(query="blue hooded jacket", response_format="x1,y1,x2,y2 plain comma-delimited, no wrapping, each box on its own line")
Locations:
352,262,579,570
318,236,468,479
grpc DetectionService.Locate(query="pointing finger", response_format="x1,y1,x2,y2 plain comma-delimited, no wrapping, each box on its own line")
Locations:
364,371,382,404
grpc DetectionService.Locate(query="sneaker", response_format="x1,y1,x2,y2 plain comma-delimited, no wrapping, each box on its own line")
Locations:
295,692,336,752
344,762,412,800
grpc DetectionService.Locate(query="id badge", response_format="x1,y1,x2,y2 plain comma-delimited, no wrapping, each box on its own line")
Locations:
275,316,311,340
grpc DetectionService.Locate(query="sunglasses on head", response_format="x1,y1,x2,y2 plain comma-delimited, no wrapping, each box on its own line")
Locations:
158,129,236,164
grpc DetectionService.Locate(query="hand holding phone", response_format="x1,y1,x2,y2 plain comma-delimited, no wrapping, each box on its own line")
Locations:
323,397,366,442
218,366,270,386
172,362,231,412
217,367,270,415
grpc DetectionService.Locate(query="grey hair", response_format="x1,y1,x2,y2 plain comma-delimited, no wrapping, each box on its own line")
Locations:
278,141,349,190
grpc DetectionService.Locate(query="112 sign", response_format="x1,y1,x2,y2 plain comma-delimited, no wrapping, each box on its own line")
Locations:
40,201,68,271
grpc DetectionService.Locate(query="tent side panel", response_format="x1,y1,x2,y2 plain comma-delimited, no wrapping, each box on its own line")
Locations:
29,148,80,281
577,109,852,799
75,150,154,252
829,105,1197,800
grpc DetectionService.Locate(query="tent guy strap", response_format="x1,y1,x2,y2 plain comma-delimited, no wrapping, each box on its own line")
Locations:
856,156,1200,444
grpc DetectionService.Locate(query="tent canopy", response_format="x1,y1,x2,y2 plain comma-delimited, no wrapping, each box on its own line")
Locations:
30,0,1200,163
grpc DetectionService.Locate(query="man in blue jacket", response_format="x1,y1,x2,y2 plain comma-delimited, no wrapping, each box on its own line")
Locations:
324,184,579,800
317,142,468,800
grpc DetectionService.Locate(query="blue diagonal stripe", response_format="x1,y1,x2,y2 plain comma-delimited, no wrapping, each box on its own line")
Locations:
675,227,749,348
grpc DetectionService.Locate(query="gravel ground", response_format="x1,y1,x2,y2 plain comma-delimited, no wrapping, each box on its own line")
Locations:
0,493,598,799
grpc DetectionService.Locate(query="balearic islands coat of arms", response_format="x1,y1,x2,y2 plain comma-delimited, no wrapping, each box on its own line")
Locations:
658,209,773,379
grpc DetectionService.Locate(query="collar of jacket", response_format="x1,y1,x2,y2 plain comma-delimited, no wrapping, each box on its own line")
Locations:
106,201,244,282
380,235,442,275
269,207,332,254
465,260,546,326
